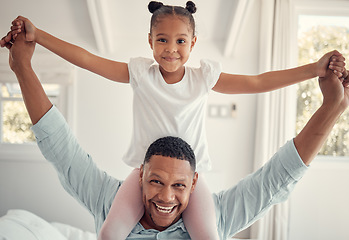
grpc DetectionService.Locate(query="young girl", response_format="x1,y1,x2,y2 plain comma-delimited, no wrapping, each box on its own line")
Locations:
2,1,346,239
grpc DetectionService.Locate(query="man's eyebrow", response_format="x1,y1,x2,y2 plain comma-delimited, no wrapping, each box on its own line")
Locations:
148,173,188,182
149,173,163,179
174,179,187,183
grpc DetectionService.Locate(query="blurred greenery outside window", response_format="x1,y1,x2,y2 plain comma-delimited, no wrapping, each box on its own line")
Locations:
0,83,60,144
296,15,349,157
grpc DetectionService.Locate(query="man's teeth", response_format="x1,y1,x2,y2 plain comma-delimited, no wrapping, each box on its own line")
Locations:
155,203,175,213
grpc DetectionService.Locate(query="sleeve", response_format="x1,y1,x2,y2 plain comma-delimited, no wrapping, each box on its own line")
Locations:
200,59,222,90
31,106,121,218
128,57,155,89
214,140,308,239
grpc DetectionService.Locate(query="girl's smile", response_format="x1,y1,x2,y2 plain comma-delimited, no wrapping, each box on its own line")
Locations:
162,56,180,62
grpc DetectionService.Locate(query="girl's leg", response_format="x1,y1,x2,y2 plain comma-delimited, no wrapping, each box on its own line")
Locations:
98,168,143,240
182,175,220,240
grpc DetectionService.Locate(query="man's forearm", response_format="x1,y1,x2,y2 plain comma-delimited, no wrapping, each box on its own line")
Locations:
14,65,52,124
294,102,343,165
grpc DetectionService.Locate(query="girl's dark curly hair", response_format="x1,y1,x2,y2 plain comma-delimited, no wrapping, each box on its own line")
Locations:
148,1,197,37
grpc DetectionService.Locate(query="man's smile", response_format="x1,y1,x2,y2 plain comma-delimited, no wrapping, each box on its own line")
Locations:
153,202,177,214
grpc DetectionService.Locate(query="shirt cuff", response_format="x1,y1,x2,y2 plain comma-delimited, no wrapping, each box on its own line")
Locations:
31,106,66,141
278,139,309,181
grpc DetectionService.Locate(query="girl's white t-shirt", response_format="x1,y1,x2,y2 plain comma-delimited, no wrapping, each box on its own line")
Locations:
123,57,222,172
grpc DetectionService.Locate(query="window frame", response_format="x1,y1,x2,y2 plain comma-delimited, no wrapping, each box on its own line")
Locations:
290,0,349,162
0,50,75,162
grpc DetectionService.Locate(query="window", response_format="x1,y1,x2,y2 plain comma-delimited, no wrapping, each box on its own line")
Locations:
0,51,75,161
1,83,62,144
294,1,349,157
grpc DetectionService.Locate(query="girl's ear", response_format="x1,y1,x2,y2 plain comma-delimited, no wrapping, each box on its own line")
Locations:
148,33,153,50
190,36,197,52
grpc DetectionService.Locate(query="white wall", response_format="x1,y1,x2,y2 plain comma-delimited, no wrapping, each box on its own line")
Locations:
2,1,348,239
0,1,261,237
288,159,349,240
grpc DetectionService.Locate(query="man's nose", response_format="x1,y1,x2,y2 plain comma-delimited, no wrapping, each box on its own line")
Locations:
159,186,175,202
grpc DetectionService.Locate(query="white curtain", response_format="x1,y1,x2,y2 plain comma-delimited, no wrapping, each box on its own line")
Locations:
250,0,296,239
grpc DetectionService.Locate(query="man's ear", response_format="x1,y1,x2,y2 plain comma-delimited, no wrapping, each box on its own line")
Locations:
139,164,144,187
148,33,153,50
190,36,197,52
190,172,198,194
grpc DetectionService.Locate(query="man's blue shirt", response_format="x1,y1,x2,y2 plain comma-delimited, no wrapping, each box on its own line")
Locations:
32,106,308,239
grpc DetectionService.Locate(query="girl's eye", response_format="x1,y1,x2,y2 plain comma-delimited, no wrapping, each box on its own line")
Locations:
158,39,167,43
177,39,185,44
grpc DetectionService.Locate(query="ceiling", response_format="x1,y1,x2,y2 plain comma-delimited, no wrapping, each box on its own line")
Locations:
0,0,253,57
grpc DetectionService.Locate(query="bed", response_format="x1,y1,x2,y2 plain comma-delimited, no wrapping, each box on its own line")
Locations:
0,209,252,239
0,209,96,240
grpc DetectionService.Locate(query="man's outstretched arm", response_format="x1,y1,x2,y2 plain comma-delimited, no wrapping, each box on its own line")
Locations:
9,33,52,124
294,69,349,165
7,33,121,229
216,67,349,239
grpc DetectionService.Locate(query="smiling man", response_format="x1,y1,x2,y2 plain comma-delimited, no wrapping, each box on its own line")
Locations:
139,137,197,231
4,32,349,239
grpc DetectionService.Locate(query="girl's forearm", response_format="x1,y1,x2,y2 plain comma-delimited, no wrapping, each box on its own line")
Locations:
36,29,92,70
34,29,129,83
257,63,317,92
213,63,318,94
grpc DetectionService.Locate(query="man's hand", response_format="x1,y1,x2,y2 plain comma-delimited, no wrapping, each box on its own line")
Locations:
6,31,52,125
9,33,36,73
295,67,349,165
319,68,349,112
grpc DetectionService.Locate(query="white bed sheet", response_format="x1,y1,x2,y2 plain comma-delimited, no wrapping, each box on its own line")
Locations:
0,209,96,240
0,209,252,239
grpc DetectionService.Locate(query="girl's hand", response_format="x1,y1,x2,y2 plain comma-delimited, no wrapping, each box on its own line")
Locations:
329,54,346,79
0,16,36,48
317,50,345,78
11,16,37,42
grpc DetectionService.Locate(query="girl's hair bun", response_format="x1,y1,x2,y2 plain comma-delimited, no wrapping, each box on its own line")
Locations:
148,1,164,13
186,1,197,14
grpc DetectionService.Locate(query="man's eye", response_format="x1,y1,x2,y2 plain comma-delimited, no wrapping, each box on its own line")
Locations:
150,180,161,184
174,183,185,188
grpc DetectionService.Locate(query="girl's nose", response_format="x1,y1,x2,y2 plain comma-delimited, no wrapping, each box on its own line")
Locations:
166,42,177,53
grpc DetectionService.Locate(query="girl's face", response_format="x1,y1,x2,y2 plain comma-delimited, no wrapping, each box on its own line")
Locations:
148,15,197,81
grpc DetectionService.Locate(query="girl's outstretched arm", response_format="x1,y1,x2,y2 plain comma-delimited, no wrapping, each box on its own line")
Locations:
9,16,130,84
212,50,345,94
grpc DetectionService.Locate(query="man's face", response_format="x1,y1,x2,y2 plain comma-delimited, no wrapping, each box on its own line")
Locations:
139,155,198,231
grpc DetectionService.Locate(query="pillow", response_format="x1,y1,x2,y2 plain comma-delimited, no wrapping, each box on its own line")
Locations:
0,209,67,240
51,222,96,240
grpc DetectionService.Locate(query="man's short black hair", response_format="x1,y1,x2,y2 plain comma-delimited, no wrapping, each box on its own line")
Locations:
144,136,196,172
